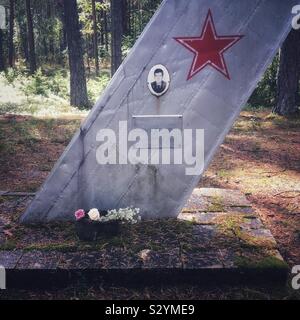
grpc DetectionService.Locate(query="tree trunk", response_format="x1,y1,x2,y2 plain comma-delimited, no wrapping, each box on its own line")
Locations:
138,1,142,35
122,0,129,36
25,0,37,74
0,30,5,71
17,16,29,63
127,0,132,36
273,30,300,116
47,2,55,62
8,0,14,67
63,0,89,108
103,9,109,52
58,1,67,65
110,0,123,75
42,38,48,60
92,0,99,76
99,8,104,48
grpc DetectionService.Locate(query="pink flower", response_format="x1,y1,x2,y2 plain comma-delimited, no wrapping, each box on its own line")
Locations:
75,209,85,221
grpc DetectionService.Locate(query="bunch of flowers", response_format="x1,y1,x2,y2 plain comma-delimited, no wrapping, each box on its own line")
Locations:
74,207,141,224
75,208,101,221
100,207,141,224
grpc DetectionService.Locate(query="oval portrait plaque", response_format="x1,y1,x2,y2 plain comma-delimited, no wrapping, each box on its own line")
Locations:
147,64,170,97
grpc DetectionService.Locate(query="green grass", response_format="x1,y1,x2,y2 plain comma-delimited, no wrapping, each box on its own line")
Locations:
268,114,300,129
0,117,81,165
0,66,110,117
235,256,288,270
207,196,226,212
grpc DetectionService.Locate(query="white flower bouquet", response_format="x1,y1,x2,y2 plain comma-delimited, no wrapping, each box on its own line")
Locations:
100,208,141,224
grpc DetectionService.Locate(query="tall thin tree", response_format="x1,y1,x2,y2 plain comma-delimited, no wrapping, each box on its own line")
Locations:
57,0,67,65
103,7,109,52
47,1,55,62
110,0,123,75
0,29,5,71
122,0,129,36
17,7,29,63
273,30,300,116
92,0,99,76
63,0,89,108
8,0,14,67
25,0,37,74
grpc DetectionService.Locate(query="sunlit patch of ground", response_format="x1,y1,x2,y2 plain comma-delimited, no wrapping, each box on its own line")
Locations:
0,74,88,118
201,109,300,267
0,114,84,192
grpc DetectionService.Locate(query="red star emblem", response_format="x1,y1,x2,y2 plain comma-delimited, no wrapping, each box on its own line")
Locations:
174,9,244,80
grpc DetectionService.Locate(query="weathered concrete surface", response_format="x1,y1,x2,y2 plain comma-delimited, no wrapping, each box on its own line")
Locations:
20,0,297,223
0,251,23,269
1,189,288,288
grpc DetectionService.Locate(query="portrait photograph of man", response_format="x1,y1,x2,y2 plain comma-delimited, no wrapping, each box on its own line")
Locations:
151,68,167,94
147,64,170,97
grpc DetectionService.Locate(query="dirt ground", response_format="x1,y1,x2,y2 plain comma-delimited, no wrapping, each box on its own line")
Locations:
201,111,300,267
0,109,299,300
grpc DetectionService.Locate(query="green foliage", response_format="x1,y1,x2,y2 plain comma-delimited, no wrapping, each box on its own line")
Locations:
87,72,110,102
21,68,69,99
122,35,136,57
1,0,165,107
0,66,110,116
78,0,109,36
46,70,69,99
3,0,289,113
99,45,110,60
3,68,19,85
248,55,279,108
235,256,288,270
22,69,49,96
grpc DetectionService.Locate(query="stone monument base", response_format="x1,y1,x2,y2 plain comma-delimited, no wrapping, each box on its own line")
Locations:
0,188,287,288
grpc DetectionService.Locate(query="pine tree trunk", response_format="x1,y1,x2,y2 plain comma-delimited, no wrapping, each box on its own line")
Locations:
138,1,142,35
99,8,104,48
103,9,109,52
47,2,55,62
63,0,89,108
8,0,15,67
25,0,37,74
58,2,67,65
0,29,5,71
122,0,129,36
127,0,132,36
17,16,29,63
92,0,99,76
273,30,300,116
111,0,123,75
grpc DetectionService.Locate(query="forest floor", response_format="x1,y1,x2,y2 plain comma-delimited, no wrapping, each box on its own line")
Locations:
0,75,300,299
